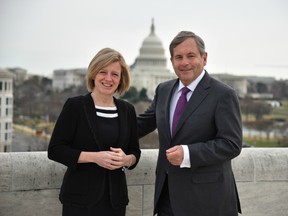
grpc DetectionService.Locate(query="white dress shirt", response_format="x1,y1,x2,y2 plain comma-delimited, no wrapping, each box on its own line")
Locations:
169,70,205,168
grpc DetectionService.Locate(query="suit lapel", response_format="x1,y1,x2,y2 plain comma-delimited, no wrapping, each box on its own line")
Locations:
173,73,211,136
165,80,179,138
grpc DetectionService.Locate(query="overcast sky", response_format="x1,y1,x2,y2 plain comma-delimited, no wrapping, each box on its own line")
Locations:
0,0,288,79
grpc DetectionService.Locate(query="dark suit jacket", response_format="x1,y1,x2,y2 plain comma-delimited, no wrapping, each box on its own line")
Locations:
48,93,141,209
138,72,242,216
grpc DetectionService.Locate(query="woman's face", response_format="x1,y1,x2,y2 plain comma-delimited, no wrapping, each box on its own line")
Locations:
93,61,121,96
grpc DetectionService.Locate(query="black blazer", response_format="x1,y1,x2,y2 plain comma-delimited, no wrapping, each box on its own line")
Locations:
48,93,141,209
138,72,242,216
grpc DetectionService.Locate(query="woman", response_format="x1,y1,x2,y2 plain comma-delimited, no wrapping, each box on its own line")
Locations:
48,48,141,216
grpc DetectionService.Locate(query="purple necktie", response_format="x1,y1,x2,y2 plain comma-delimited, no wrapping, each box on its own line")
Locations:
172,87,190,135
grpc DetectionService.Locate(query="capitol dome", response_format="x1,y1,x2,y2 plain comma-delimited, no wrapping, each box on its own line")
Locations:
135,19,166,67
131,19,176,99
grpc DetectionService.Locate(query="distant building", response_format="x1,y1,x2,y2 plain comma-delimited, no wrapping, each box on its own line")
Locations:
52,68,86,91
0,69,14,152
131,20,176,99
6,67,28,85
246,76,276,98
211,74,279,99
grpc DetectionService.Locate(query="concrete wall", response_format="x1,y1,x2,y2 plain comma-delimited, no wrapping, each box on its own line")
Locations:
0,148,288,216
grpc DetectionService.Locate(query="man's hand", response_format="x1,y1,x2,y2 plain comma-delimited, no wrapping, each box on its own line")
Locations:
166,145,184,166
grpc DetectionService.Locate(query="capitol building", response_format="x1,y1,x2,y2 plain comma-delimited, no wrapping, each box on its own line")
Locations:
130,20,176,99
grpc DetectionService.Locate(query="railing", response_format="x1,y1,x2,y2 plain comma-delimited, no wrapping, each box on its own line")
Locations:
0,148,288,216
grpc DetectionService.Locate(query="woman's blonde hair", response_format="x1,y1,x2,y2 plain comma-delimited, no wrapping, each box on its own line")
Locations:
86,48,131,96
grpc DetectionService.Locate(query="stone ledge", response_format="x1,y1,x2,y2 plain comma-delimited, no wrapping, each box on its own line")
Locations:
1,148,288,192
1,148,288,216
232,148,288,182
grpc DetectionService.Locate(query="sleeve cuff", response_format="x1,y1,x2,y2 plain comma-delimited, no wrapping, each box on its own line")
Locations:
180,145,191,168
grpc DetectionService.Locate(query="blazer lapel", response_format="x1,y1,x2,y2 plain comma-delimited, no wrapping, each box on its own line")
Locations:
82,93,105,150
114,98,127,148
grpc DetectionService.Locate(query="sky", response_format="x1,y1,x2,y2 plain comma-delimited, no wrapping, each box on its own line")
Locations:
0,0,288,80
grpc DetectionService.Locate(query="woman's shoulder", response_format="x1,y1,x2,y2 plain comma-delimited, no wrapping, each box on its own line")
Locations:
63,94,90,109
115,97,135,110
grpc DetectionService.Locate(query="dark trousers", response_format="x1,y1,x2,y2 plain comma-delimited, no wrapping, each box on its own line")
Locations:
157,175,174,216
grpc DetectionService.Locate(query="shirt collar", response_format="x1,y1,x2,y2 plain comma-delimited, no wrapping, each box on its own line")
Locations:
176,69,205,93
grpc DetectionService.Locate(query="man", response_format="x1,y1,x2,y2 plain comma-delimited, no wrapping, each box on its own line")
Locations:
137,31,242,216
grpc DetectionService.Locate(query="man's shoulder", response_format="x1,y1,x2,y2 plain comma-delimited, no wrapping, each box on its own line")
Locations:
211,77,234,91
158,78,178,90
204,73,234,92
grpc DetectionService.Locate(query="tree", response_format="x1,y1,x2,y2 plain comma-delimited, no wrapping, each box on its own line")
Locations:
256,82,268,93
271,80,288,99
240,98,272,121
255,102,272,120
246,120,274,140
139,88,149,101
121,86,139,103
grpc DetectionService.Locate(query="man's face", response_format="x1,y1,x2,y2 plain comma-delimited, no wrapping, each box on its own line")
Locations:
171,38,207,86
